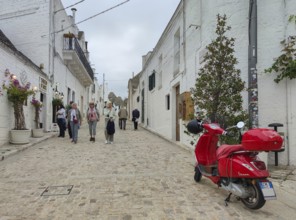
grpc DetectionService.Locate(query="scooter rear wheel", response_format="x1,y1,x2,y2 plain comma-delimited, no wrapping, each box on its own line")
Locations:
241,182,266,209
194,167,202,182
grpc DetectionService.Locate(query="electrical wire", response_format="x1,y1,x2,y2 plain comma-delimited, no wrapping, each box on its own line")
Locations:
54,0,131,34
54,0,86,14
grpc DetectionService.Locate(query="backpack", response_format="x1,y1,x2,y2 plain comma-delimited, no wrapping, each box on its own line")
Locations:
87,107,100,121
106,119,115,135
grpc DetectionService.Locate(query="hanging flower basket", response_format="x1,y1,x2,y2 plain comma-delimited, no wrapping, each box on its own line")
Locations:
63,33,75,38
52,98,63,107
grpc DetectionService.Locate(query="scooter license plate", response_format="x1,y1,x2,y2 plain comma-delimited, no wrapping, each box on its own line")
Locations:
259,181,276,200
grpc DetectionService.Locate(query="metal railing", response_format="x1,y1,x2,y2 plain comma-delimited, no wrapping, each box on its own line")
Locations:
63,37,94,81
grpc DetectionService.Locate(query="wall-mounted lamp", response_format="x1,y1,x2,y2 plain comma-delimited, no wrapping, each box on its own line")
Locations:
53,83,64,99
33,86,38,92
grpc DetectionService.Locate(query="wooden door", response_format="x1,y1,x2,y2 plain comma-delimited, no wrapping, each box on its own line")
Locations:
175,85,181,141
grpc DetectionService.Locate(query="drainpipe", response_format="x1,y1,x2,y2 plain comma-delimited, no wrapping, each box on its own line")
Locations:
182,0,186,76
248,0,258,128
248,0,270,164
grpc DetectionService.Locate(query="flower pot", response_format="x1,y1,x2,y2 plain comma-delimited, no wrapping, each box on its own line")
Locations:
32,128,44,138
10,129,31,144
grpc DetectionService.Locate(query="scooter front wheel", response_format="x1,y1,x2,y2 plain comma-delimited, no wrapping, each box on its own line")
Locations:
241,182,265,209
194,167,202,182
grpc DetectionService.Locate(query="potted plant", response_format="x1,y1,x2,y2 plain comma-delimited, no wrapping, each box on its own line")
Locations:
2,73,34,144
31,97,44,137
63,32,75,38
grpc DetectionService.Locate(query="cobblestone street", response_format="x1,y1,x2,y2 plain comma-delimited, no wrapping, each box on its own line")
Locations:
0,119,295,220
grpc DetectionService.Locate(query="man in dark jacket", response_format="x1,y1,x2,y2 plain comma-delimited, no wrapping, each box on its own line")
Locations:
132,109,140,130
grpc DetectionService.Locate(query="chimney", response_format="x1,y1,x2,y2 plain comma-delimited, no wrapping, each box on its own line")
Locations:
71,8,77,23
85,41,89,60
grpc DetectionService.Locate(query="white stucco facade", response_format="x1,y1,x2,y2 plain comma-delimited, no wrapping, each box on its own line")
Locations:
0,35,50,145
0,0,102,144
0,0,97,130
128,0,296,166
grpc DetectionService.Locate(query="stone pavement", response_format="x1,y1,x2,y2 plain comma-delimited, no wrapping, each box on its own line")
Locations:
0,131,56,161
0,119,295,220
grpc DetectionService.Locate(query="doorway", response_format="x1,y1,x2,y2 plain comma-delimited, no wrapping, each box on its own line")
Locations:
175,85,181,141
141,88,145,124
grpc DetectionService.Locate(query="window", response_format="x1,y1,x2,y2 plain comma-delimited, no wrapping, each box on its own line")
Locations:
148,70,156,91
174,28,181,75
158,55,163,89
67,88,71,104
39,77,47,93
72,91,75,103
158,71,162,89
166,94,170,110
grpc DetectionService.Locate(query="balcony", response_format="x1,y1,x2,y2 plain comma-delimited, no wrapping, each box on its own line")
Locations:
63,37,94,86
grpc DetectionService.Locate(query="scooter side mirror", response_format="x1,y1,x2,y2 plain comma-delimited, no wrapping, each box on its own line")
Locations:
237,121,245,129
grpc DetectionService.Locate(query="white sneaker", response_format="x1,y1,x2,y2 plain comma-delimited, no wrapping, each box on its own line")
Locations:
105,140,108,144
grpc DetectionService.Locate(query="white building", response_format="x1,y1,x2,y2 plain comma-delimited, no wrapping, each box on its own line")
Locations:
0,0,97,131
89,76,105,114
128,0,296,166
0,30,49,144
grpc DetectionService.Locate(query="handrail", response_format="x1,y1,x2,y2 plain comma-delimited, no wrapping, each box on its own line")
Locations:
63,37,94,81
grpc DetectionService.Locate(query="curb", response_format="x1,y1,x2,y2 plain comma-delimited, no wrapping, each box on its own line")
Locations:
0,132,56,161
139,124,194,153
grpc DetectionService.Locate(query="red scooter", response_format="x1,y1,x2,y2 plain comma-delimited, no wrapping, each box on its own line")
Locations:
187,119,283,209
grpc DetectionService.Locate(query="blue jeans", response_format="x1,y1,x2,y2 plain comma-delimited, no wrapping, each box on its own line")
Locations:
57,118,66,137
88,121,98,137
70,121,79,142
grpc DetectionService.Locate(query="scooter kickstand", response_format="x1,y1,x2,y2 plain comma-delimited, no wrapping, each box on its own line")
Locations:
224,193,232,206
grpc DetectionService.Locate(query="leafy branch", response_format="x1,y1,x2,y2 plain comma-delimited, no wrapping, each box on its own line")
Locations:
265,16,296,83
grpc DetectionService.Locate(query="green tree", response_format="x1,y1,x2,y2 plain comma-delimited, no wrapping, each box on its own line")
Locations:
108,92,117,104
114,96,124,107
123,98,128,107
191,14,247,129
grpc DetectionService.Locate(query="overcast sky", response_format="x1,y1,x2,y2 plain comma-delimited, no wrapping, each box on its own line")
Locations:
61,0,180,99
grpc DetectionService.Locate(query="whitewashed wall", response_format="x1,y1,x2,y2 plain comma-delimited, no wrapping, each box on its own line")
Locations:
0,0,51,74
131,0,296,165
0,44,49,145
0,0,95,129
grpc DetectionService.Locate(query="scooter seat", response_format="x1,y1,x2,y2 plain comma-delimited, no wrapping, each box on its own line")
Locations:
216,144,244,160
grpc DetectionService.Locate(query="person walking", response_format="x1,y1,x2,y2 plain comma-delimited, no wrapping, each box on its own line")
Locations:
103,101,116,144
56,105,66,137
132,108,140,130
68,102,82,144
66,101,73,139
86,102,100,142
118,106,128,130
